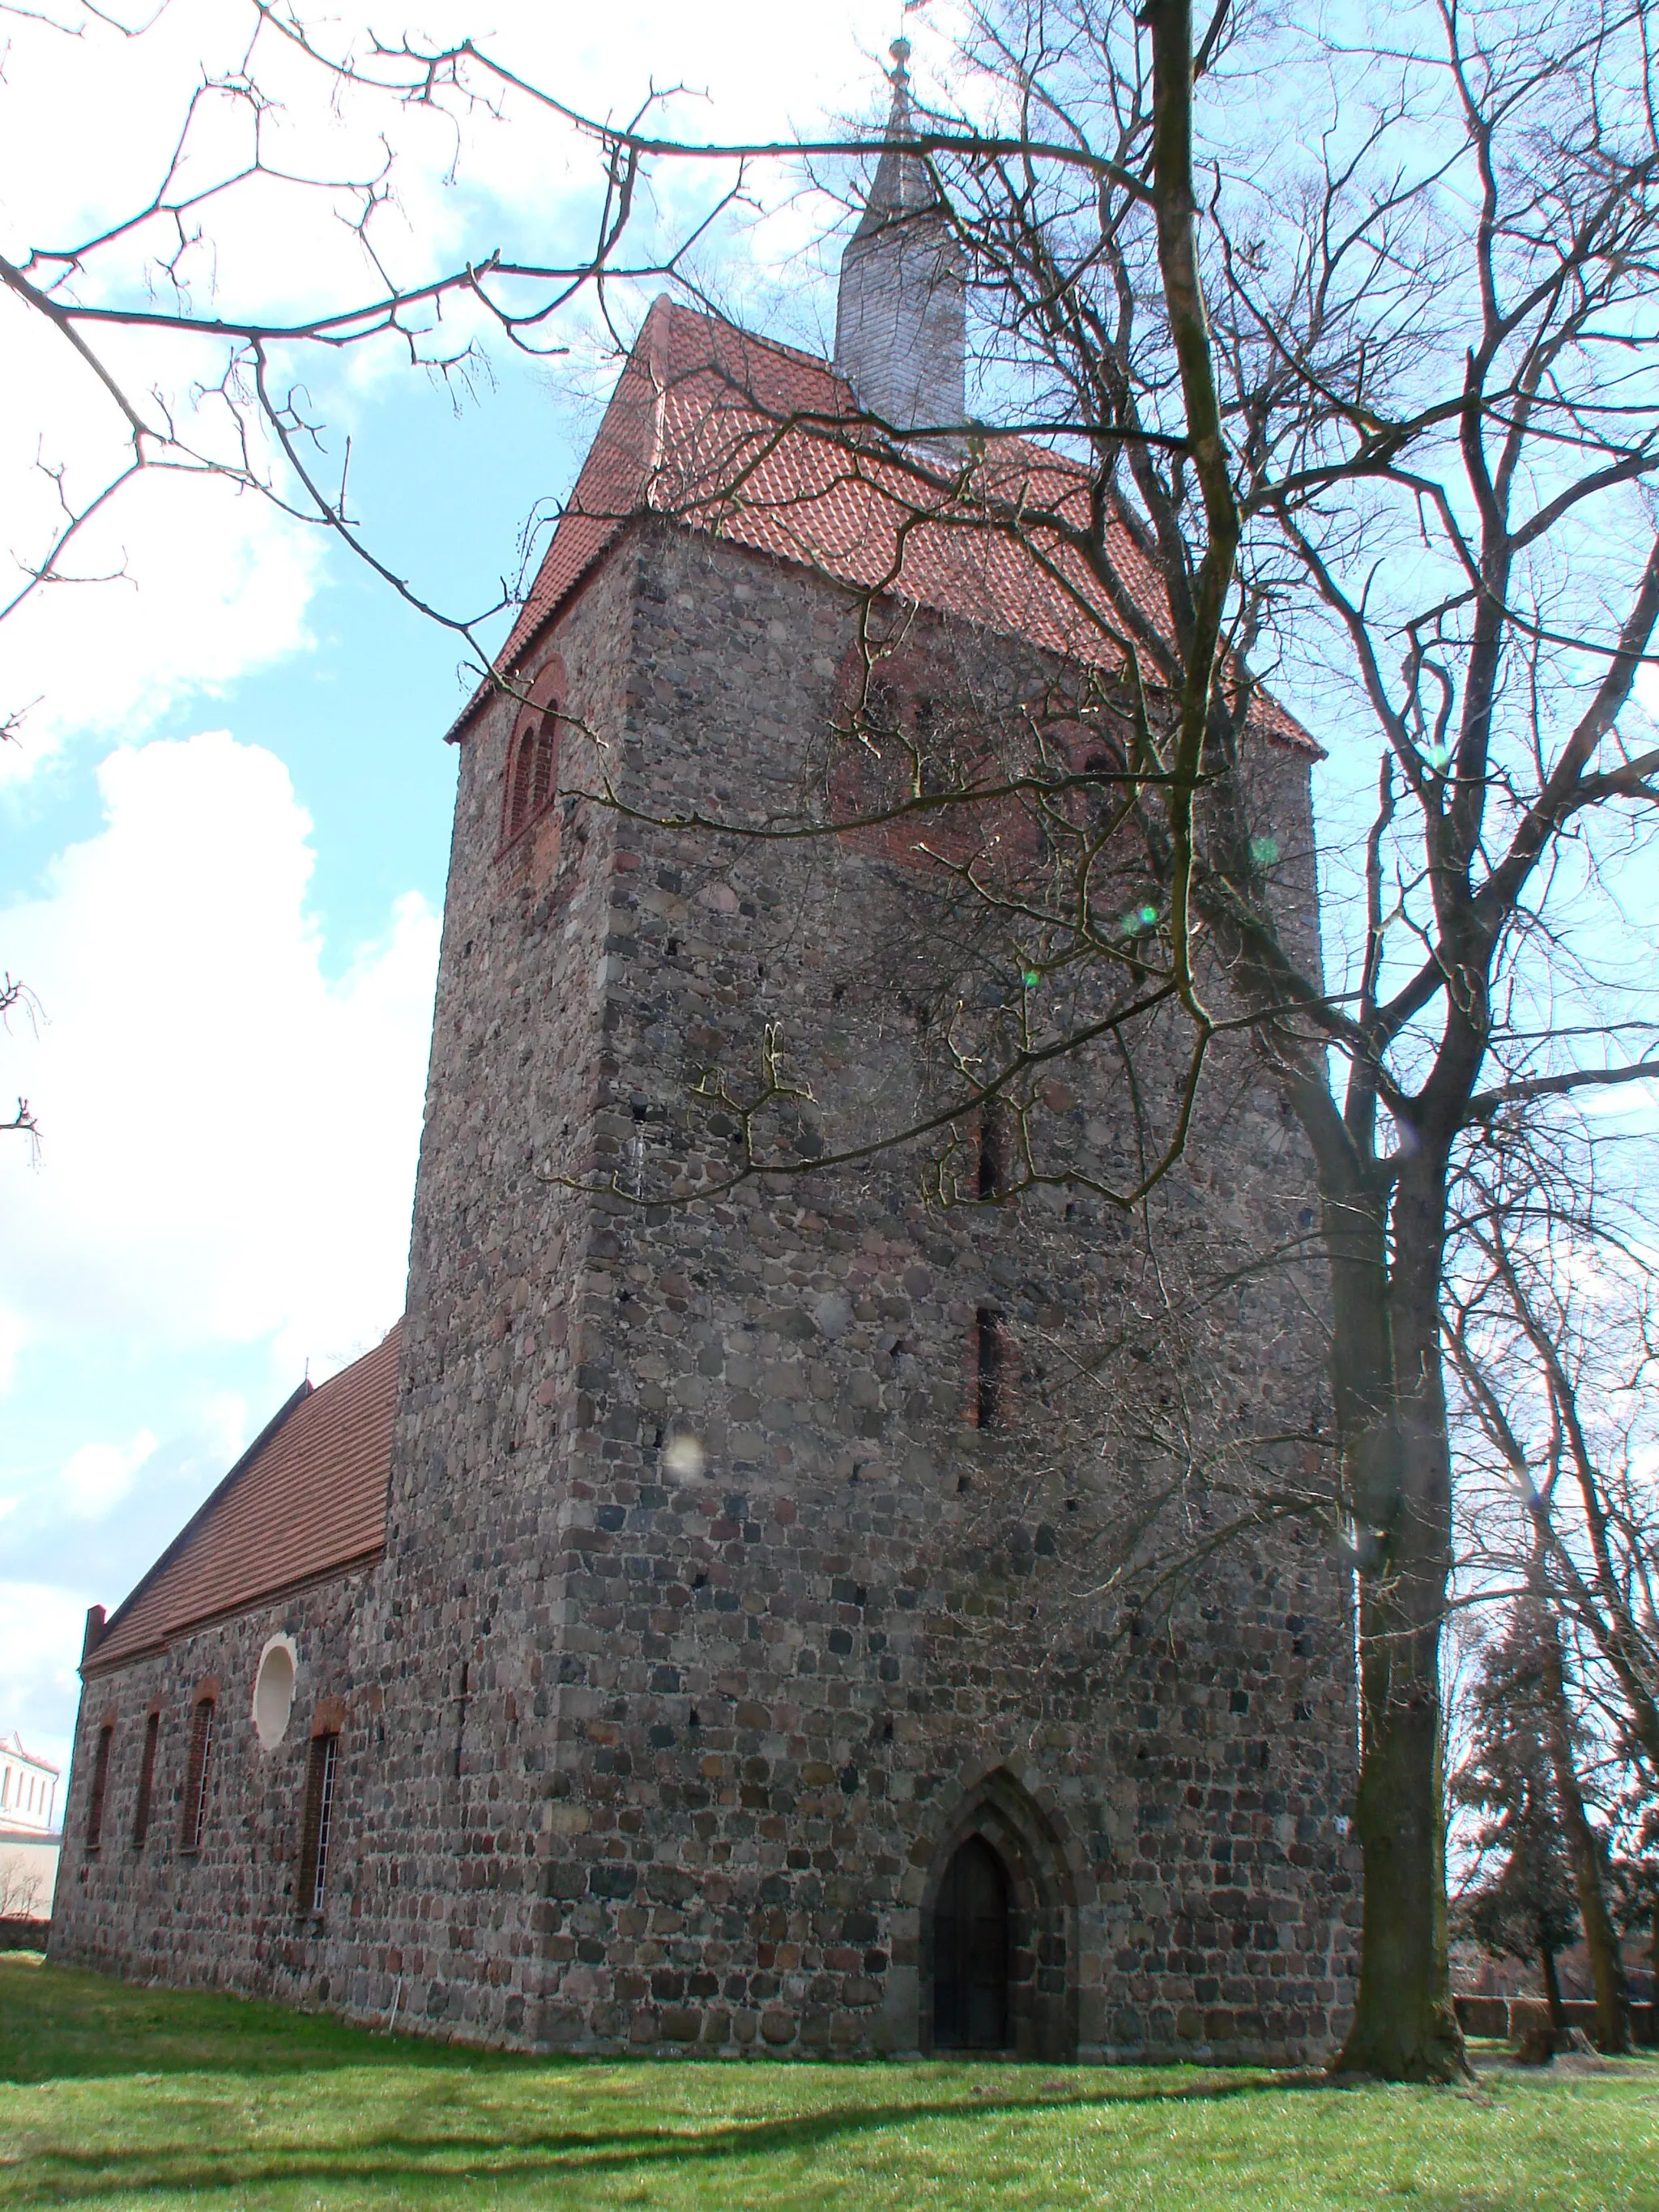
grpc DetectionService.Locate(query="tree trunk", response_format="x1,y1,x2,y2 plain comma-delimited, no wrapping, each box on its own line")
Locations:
1336,1561,1468,2078
1327,1154,1470,2081
1531,1600,1633,2052
1541,1935,1567,2041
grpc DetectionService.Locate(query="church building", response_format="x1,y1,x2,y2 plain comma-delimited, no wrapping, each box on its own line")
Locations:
51,51,1358,2063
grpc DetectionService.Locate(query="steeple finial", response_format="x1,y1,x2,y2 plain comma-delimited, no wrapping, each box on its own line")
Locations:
853,36,927,240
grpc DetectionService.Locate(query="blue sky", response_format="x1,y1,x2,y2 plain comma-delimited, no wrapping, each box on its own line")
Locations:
0,367,510,1779
0,0,922,1784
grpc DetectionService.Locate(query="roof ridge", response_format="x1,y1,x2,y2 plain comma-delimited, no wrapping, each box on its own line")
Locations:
650,295,847,384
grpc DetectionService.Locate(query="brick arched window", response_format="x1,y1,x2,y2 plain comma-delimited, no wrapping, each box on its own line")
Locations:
296,1728,340,1916
132,1708,160,1847
830,644,1024,875
180,1688,217,1853
501,658,565,847
844,658,957,801
84,1721,114,1852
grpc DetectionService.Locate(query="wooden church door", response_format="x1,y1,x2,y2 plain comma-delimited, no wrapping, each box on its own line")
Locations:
933,1834,1011,2049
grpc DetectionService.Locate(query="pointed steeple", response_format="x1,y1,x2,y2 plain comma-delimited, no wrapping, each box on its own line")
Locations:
834,38,966,436
850,38,937,241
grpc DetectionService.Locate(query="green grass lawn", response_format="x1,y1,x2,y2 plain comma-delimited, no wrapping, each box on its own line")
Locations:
2,1954,1657,2210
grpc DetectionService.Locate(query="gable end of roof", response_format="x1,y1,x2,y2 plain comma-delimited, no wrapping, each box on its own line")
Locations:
83,1379,312,1673
83,1323,403,1677
442,296,1320,761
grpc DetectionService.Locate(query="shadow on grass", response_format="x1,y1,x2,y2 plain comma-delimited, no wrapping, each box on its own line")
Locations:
0,2074,1374,2209
10,1965,1653,2210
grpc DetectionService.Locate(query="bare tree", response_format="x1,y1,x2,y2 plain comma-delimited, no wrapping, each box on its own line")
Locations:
881,0,1659,2078
668,0,1656,2078
0,972,38,1150
1446,1140,1657,2049
0,1856,46,1925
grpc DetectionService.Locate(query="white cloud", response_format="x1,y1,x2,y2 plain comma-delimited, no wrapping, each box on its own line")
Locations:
0,730,440,1382
61,1430,159,1522
0,316,322,774
198,1392,253,1467
0,0,958,784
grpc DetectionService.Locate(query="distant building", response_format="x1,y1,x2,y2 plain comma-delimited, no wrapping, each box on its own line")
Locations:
0,1732,58,1834
1,1733,61,1929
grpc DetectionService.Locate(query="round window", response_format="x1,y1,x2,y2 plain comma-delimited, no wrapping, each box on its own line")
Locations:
252,1638,296,1750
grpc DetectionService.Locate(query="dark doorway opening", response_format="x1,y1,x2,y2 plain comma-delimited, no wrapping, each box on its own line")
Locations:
933,1834,1011,2049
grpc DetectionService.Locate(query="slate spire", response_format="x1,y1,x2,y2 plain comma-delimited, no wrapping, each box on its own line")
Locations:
834,38,966,435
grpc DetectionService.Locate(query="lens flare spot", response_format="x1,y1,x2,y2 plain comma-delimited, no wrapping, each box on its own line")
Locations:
663,1432,706,1480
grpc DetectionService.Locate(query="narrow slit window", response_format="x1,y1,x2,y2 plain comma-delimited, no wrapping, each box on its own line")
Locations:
180,1696,215,1853
976,1105,1007,1200
84,1724,113,1852
296,1733,340,1916
974,1307,1004,1430
132,1712,160,1847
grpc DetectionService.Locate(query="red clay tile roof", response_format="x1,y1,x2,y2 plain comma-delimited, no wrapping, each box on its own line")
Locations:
85,1327,400,1673
454,296,1316,756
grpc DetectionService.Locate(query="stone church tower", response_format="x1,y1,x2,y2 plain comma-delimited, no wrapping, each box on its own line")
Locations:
51,56,1358,2064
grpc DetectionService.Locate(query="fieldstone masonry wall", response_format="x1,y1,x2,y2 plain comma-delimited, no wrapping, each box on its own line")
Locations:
53,513,1358,2063
50,1568,370,2005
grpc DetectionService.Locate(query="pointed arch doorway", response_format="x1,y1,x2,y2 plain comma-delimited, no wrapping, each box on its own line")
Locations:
932,1834,1011,2049
919,1765,1085,2061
